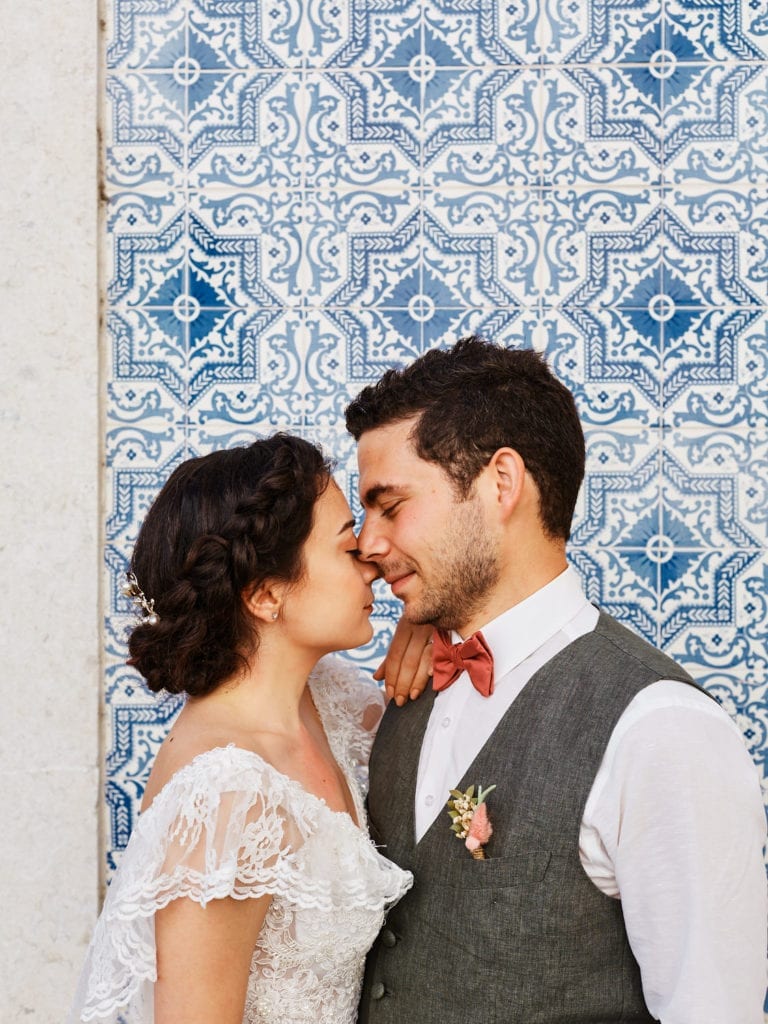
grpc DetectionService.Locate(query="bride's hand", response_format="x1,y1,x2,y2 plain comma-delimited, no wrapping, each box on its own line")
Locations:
373,616,433,706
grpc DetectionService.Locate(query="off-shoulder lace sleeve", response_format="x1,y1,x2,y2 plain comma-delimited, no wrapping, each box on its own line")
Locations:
68,747,313,1023
309,656,385,770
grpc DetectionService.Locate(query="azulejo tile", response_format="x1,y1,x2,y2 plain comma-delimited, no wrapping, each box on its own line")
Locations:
665,553,768,770
106,382,183,469
109,211,287,403
105,689,183,868
320,205,421,312
190,0,304,69
420,207,524,308
105,181,183,234
182,71,311,191
320,70,422,168
323,0,422,68
107,0,186,70
572,442,662,548
108,68,310,184
425,69,541,188
267,187,421,305
421,69,531,170
319,196,539,324
109,0,294,71
298,74,421,189
661,306,765,421
663,63,765,171
569,547,662,645
546,192,667,414
190,309,354,437
425,187,540,305
109,306,189,405
540,67,662,186
660,445,761,550
656,547,762,646
668,425,768,546
664,185,768,305
444,306,529,345
555,0,661,64
541,187,661,303
532,308,660,431
105,452,193,554
665,0,768,63
191,385,301,448
422,0,530,66
106,72,187,173
570,442,762,645
185,71,305,174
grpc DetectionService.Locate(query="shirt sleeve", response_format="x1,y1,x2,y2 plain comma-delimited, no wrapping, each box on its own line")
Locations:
582,681,768,1024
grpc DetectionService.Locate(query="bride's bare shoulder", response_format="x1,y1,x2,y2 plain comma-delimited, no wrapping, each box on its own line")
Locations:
140,704,253,812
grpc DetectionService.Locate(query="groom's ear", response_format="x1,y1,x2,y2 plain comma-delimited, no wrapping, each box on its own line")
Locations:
486,447,527,518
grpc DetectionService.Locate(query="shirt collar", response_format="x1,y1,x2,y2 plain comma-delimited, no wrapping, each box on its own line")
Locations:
452,566,591,684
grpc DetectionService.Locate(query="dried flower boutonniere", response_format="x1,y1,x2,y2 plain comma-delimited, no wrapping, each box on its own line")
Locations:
446,783,496,859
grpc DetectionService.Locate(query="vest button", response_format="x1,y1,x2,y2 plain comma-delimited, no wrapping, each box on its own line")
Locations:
371,982,386,1000
381,928,397,947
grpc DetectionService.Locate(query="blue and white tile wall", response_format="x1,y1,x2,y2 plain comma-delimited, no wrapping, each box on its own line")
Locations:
103,0,768,880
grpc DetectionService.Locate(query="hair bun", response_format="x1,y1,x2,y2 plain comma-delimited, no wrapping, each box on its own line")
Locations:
126,436,332,697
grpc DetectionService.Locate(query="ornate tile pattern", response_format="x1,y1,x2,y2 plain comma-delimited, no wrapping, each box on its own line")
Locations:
103,0,768,910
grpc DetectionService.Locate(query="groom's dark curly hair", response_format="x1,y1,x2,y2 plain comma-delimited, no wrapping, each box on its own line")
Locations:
345,336,585,541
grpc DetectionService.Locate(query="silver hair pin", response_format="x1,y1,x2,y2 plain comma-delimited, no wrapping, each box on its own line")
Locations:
122,571,160,625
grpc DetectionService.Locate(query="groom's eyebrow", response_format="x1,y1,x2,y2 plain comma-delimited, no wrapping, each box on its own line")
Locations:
362,484,401,508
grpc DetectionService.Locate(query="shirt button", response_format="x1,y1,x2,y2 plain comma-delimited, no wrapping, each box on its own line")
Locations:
424,794,434,807
371,982,386,1000
441,716,451,728
381,928,397,948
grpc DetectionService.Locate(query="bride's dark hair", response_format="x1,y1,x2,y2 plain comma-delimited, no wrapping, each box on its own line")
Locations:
127,434,332,697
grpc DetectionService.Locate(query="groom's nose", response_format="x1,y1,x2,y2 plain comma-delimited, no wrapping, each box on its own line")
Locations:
357,515,388,564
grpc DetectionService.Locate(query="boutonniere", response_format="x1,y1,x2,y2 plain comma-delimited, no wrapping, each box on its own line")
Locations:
446,784,496,859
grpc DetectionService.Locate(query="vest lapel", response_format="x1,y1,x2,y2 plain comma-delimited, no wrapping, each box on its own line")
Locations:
413,685,525,859
368,686,437,867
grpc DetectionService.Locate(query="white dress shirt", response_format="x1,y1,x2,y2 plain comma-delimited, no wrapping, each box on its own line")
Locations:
415,568,767,1024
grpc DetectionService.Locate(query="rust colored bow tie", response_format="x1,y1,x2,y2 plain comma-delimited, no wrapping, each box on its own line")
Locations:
431,628,495,698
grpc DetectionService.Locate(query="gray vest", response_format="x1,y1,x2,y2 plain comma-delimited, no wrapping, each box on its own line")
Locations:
359,612,705,1024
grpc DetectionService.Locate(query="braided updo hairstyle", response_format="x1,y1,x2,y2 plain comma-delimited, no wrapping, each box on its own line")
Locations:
127,434,332,697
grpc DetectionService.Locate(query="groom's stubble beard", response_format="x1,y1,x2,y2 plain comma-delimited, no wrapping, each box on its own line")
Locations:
403,495,501,632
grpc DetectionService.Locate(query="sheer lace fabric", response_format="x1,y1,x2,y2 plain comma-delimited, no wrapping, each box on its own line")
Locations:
68,657,412,1024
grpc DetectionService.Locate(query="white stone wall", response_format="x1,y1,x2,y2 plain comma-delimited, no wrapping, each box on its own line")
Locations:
0,2,100,1020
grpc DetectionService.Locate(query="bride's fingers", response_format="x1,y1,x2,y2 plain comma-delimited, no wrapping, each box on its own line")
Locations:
409,641,433,701
373,620,409,701
389,624,433,706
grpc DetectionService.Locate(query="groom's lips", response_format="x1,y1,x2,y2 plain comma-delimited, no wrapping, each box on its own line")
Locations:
387,571,415,597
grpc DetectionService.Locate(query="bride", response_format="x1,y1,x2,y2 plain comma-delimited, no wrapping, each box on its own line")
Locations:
67,434,431,1024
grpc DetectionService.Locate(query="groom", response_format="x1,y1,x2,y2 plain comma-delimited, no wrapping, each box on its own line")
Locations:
346,337,767,1023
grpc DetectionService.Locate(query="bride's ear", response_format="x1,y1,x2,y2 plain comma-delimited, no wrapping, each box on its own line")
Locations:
242,581,285,624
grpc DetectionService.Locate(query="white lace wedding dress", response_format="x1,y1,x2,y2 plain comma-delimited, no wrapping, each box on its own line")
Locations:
67,658,413,1024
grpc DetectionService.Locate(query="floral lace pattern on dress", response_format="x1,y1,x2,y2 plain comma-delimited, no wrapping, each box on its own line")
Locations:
68,657,412,1024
